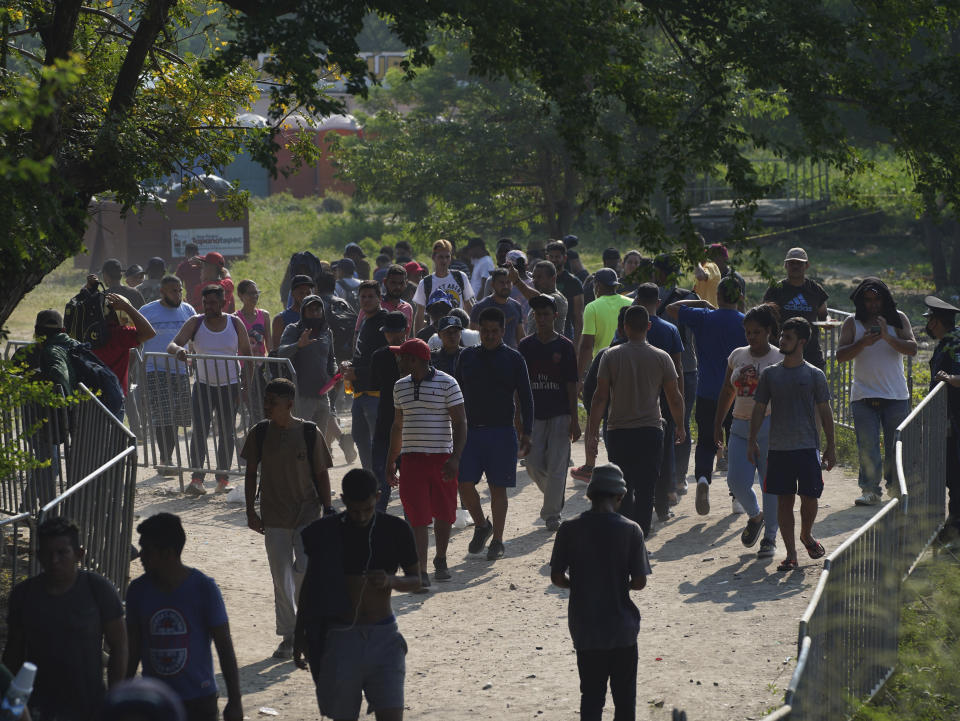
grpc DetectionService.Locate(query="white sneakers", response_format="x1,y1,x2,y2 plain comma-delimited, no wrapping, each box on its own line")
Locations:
695,478,710,515
732,498,746,515
854,492,881,506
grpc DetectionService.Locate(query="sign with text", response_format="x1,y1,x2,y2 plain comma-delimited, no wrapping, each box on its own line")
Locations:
171,227,245,257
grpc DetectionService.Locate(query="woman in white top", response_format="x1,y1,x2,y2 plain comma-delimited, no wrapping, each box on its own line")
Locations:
714,304,783,559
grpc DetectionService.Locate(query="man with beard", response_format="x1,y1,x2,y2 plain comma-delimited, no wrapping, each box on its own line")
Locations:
470,268,524,348
380,265,413,329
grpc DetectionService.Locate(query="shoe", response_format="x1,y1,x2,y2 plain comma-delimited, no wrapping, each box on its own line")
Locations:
433,556,451,581
272,638,294,659
339,433,358,464
732,498,746,515
695,479,710,515
570,465,593,482
420,571,432,589
486,539,505,560
545,517,561,533
886,484,902,499
854,492,881,506
214,479,232,494
757,538,776,559
668,492,679,507
185,480,207,496
741,516,764,548
657,509,675,523
715,456,728,472
676,479,689,496
468,518,493,553
801,537,826,559
777,557,799,572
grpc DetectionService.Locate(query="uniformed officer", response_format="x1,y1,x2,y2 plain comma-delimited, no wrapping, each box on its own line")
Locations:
923,295,960,541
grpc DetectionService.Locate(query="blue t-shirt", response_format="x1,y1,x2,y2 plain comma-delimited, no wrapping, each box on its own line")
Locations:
646,315,684,357
125,569,229,701
139,300,197,373
470,296,525,349
455,343,534,434
677,307,746,400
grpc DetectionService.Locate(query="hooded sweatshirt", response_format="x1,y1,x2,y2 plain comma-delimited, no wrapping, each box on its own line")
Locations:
277,308,336,397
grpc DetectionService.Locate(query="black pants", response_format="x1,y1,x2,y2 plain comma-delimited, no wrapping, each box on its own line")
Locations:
606,427,663,537
694,396,732,483
948,433,960,522
189,382,240,479
156,425,177,464
576,643,638,721
183,693,218,721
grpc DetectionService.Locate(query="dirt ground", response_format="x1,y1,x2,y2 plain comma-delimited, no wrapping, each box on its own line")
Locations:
130,439,880,721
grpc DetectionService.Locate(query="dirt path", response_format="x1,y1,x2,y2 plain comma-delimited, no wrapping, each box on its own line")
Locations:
131,440,880,720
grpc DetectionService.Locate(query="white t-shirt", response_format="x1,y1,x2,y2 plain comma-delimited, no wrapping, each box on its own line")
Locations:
393,369,464,454
412,271,475,309
727,344,782,419
427,328,481,351
470,255,495,296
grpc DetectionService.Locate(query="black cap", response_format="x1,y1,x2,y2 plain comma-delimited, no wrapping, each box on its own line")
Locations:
125,264,144,278
528,294,557,311
438,315,463,332
380,311,408,332
291,274,315,289
562,234,579,249
923,295,960,317
587,463,627,496
300,294,324,312
345,242,365,258
35,309,64,330
602,247,621,262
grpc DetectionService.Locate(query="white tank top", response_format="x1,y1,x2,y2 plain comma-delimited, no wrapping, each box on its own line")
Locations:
851,318,909,401
193,316,240,386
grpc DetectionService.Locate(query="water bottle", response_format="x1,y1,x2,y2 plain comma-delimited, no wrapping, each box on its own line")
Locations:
0,662,36,720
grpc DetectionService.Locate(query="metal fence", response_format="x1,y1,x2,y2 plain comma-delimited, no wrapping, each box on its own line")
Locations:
755,381,947,721
134,351,296,489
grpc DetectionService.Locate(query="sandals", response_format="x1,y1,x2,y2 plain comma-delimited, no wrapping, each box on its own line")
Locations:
801,537,826,560
777,558,799,572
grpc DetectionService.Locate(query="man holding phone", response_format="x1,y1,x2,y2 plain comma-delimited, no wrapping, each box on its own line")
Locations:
837,278,917,506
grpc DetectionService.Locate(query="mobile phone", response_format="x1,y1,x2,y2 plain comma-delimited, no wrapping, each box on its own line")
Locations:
870,325,881,335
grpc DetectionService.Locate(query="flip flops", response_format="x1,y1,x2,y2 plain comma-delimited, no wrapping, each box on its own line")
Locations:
777,558,799,572
802,537,826,560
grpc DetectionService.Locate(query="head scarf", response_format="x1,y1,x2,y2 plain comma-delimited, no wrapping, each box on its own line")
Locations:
850,277,902,329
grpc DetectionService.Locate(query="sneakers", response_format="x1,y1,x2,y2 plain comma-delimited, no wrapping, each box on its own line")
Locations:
715,456,728,472
676,479,689,496
487,539,505,560
433,556,451,582
272,637,294,659
757,538,776,559
732,498,746,515
339,433,358,464
886,484,902,500
695,479,710,515
415,571,431,593
545,517,561,533
185,480,207,496
468,518,494,554
570,465,593,483
741,516,764,548
214,478,232,494
855,491,881,506
657,509,675,524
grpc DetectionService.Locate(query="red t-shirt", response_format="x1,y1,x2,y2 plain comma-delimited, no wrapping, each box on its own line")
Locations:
176,260,202,300
93,325,140,393
192,277,235,313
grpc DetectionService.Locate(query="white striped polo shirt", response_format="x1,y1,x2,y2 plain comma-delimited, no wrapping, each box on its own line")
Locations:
393,369,464,454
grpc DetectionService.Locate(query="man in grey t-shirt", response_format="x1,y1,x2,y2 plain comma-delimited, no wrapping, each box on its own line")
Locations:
749,317,836,572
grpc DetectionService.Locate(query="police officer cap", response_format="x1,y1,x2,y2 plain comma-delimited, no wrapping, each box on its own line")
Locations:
922,296,960,318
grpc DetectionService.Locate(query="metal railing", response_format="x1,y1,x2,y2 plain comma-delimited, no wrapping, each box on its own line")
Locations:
135,351,297,489
756,382,946,721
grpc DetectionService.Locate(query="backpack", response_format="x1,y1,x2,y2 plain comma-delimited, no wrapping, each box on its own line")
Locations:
326,296,358,363
64,284,111,348
422,270,468,308
252,419,319,496
336,279,360,312
68,343,125,418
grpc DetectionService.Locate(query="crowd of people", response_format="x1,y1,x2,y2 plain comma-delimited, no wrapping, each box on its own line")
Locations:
10,232,940,721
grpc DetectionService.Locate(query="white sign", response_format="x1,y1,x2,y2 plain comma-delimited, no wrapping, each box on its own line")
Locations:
171,227,245,257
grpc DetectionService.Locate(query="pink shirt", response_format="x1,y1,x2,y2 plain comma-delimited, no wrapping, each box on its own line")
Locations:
236,308,269,356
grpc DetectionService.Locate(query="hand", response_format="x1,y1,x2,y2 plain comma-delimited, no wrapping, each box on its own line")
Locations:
442,455,459,481
364,569,390,589
822,446,836,471
577,379,584,399
297,329,317,348
713,426,723,451
222,698,243,721
518,434,531,458
747,441,759,465
506,264,521,284
105,292,133,314
86,273,99,290
694,264,708,281
175,347,188,362
585,433,599,458
568,418,582,443
387,457,400,487
877,319,890,340
936,370,960,387
674,425,686,445
246,511,264,534
861,328,881,346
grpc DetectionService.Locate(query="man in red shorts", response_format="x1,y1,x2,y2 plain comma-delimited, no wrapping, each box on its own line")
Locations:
386,338,467,588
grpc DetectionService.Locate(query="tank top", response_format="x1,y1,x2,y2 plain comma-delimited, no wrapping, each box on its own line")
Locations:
851,319,909,401
237,308,268,357
193,316,240,386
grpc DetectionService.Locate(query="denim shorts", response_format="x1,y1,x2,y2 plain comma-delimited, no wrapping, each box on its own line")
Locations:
459,426,519,487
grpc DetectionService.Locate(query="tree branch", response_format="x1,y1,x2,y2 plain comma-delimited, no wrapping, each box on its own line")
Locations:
80,5,137,36
95,27,184,64
6,44,42,64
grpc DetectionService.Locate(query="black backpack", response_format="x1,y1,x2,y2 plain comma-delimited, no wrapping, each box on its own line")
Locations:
64,284,110,348
335,278,361,313
68,343,125,419
252,419,320,496
326,296,358,363
422,270,468,307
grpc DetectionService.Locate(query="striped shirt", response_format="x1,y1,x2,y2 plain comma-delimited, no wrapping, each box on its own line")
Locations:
393,369,464,454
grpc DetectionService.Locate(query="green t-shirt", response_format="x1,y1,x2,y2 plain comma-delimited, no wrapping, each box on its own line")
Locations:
583,294,632,357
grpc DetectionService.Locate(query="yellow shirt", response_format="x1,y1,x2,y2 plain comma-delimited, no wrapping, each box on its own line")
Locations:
583,294,633,357
693,262,721,306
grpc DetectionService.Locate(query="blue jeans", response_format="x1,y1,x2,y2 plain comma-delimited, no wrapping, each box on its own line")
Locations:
851,398,910,494
727,417,778,542
351,394,380,472
674,370,697,484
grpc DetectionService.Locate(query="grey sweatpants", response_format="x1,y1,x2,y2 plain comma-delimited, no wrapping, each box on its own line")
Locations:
264,525,309,638
527,415,572,521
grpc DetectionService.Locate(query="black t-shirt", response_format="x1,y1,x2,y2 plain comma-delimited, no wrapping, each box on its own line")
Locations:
550,511,651,651
7,570,123,721
371,346,402,441
417,324,436,342
556,270,584,337
431,347,462,376
302,512,418,576
763,279,829,367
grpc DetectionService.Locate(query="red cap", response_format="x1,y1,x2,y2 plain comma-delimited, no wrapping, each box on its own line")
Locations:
201,251,225,266
390,338,431,361
403,260,423,276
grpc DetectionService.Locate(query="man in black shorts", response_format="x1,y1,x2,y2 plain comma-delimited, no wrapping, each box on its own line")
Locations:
294,469,422,720
748,317,836,571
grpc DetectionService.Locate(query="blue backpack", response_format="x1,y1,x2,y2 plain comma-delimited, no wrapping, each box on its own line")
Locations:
68,343,125,419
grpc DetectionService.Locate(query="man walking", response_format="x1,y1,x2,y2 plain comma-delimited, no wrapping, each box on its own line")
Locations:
578,268,632,380
387,338,467,586
749,317,836,572
413,239,474,332
381,264,414,329
519,295,580,532
511,260,568,337
470,268,524,348
241,378,333,660
95,258,145,309
550,463,651,721
837,278,916,506
456,306,535,560
294,469,422,720
430,315,465,374
587,306,685,536
271,274,315,351
277,294,337,435
763,247,829,369
546,240,584,345
370,311,409,510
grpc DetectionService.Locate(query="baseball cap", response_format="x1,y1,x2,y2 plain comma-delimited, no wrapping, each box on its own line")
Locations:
100,677,186,721
708,243,729,259
291,274,315,289
125,264,144,278
101,258,123,275
506,249,527,264
594,268,619,287
35,309,64,330
300,294,324,312
587,463,627,496
562,234,579,248
528,294,557,310
602,247,621,262
784,247,809,263
344,242,366,258
426,289,455,309
336,258,356,275
390,338,431,361
201,251,225,267
438,315,463,332
380,311,408,333
403,260,424,276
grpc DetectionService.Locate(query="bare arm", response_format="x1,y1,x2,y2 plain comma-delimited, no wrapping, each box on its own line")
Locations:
630,575,647,590
314,468,332,510
746,401,767,466
566,381,581,442
244,452,263,533
817,301,828,321
444,404,468,481
818,401,836,470
125,619,141,678
886,311,918,356
577,334,595,379
104,616,128,688
835,317,865,362
107,294,156,344
414,304,425,334
386,408,404,485
166,316,200,358
714,365,736,444
211,623,243,721
666,298,715,321
270,313,285,352
392,562,424,593
586,376,610,458
663,377,685,444
571,294,584,347
262,311,273,352
671,351,684,398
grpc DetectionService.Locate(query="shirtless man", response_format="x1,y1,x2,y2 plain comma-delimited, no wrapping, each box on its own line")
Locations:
294,469,421,721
